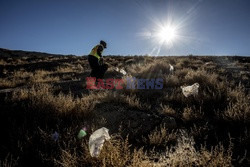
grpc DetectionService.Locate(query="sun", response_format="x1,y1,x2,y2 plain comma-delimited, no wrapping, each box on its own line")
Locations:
157,25,177,44
137,19,181,55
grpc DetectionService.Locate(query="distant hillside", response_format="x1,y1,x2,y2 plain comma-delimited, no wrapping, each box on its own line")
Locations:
0,48,73,58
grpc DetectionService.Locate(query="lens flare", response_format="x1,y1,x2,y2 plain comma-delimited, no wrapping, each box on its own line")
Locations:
157,25,177,44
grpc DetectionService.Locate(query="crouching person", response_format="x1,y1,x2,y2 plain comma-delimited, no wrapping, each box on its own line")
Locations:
87,40,108,89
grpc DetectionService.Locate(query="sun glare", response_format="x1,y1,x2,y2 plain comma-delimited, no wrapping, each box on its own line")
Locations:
137,16,183,55
157,25,177,44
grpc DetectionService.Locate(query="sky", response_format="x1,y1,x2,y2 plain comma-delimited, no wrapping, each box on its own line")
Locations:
0,0,250,56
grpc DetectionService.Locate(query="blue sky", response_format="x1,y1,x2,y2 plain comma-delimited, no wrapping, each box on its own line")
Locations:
0,0,250,56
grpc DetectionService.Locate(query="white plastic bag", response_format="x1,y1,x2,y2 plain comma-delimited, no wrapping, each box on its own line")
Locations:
169,64,174,74
115,67,127,75
181,83,199,97
120,69,127,75
89,127,110,157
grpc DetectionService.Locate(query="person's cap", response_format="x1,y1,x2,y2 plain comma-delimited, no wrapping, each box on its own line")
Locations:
100,40,107,48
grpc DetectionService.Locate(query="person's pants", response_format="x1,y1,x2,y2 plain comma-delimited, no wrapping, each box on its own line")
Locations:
88,55,108,79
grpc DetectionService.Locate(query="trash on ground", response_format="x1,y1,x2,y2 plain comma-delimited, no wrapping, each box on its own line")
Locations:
180,83,199,97
89,127,110,157
115,67,127,75
169,64,174,74
78,128,87,139
52,131,59,141
205,61,213,65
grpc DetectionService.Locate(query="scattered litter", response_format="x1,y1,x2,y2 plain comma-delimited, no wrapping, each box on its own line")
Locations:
115,67,119,72
120,69,127,75
115,67,127,75
169,64,174,74
205,61,213,65
180,83,199,97
52,131,59,141
78,127,87,139
89,127,110,157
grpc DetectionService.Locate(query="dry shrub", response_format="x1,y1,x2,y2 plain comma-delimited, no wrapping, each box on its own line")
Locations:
99,136,150,167
175,57,191,69
182,107,204,122
0,70,59,88
144,56,154,64
223,85,250,122
0,70,30,88
174,68,189,78
159,104,176,117
190,123,210,141
0,154,19,167
163,68,229,118
166,68,223,89
134,60,170,78
0,59,7,65
145,124,177,147
132,56,145,64
10,84,149,115
56,65,74,73
55,135,151,167
165,68,219,89
125,58,134,65
10,84,102,116
121,60,172,104
126,59,170,78
76,63,84,71
57,150,78,167
100,90,151,110
0,78,22,88
160,130,233,166
28,70,59,83
164,75,179,88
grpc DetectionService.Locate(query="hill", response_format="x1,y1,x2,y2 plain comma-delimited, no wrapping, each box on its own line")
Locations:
0,48,250,166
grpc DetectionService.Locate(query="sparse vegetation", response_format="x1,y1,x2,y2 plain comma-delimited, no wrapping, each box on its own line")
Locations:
0,48,250,166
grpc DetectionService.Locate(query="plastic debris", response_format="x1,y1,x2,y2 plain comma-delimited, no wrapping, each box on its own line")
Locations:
205,61,213,65
78,128,87,139
169,64,174,74
181,83,199,97
120,69,127,75
115,67,127,75
52,131,59,141
89,127,110,157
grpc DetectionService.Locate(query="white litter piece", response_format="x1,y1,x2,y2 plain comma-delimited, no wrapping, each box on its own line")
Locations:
89,127,111,157
120,69,127,75
114,67,127,75
169,64,174,74
205,61,213,65
180,83,199,97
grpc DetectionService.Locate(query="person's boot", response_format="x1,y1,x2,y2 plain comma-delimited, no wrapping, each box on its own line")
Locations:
86,77,98,89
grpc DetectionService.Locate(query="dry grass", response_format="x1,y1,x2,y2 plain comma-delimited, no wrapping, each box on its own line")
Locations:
223,85,250,122
0,154,19,167
159,104,177,117
0,70,60,88
0,59,7,65
54,134,153,167
1,53,250,166
159,130,233,167
144,124,177,147
182,107,204,122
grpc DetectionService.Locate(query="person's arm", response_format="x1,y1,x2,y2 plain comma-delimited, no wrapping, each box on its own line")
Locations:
97,45,104,57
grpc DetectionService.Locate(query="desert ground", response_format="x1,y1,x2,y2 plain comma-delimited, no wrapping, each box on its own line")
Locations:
0,48,250,166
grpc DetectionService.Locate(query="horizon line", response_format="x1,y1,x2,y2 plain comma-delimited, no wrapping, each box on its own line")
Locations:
0,47,249,57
